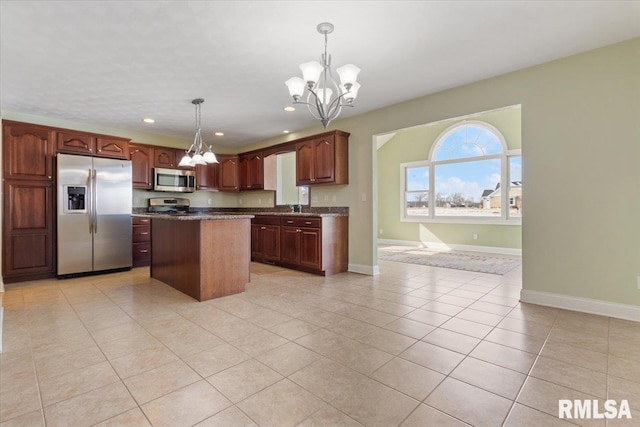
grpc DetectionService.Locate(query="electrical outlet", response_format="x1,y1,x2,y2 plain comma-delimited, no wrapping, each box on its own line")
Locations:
473,233,478,240
207,198,212,205
324,195,329,202
134,197,140,204
258,198,262,204
239,198,243,205
379,229,384,235
361,193,367,202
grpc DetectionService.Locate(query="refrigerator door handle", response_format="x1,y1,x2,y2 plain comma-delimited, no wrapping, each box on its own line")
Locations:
87,169,93,234
92,168,98,233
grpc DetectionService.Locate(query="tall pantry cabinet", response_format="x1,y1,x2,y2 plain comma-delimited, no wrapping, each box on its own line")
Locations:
2,121,57,282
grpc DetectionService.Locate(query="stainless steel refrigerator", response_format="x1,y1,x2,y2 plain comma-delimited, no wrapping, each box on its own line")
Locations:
57,153,132,276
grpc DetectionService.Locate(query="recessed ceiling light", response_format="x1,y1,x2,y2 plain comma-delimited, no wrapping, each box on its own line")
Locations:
214,132,224,136
283,130,290,134
142,118,155,124
284,106,296,112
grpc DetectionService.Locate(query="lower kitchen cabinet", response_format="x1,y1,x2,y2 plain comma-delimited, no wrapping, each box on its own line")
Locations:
251,215,347,276
132,216,151,267
2,179,55,282
251,216,281,262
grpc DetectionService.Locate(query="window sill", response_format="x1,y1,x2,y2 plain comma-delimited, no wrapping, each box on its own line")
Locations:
401,216,522,226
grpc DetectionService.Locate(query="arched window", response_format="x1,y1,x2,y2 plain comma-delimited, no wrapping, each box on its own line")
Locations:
401,121,522,222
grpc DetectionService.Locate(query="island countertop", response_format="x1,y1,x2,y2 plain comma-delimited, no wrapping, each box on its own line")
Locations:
133,213,255,220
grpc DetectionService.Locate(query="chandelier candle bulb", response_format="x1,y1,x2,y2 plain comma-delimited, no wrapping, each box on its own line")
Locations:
285,22,361,128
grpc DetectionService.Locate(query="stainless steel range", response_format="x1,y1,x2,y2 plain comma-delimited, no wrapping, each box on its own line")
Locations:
147,197,191,215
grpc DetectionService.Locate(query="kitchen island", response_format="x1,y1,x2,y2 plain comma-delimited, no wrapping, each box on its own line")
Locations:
138,213,253,302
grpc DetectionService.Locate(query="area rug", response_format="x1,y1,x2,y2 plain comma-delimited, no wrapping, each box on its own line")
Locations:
378,246,521,275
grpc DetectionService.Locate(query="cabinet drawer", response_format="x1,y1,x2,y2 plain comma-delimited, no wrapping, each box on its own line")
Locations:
132,243,150,266
133,225,151,242
281,217,321,228
132,216,151,226
252,216,281,226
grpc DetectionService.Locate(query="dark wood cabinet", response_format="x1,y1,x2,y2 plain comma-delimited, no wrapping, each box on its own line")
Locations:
239,152,264,190
95,136,129,159
3,121,55,181
251,216,281,262
251,214,347,276
57,130,95,156
2,121,57,283
154,148,176,169
196,163,219,191
2,180,55,282
57,131,129,159
281,217,321,269
129,143,155,189
296,130,349,186
132,216,151,267
218,154,239,192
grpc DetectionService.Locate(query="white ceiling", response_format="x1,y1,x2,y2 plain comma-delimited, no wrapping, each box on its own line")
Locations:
1,1,639,147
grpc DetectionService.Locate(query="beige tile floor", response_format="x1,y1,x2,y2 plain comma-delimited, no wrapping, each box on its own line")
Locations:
1,259,639,426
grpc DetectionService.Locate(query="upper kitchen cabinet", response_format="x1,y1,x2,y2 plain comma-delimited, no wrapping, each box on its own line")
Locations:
3,120,55,181
129,143,154,189
57,131,129,159
295,130,349,186
95,136,129,159
154,148,177,168
218,154,240,192
196,163,219,191
239,151,264,190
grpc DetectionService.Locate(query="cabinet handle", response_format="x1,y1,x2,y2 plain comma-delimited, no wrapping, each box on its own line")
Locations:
297,229,301,233
286,220,293,224
140,232,149,235
261,226,266,230
305,221,312,225
47,175,52,179
140,249,149,253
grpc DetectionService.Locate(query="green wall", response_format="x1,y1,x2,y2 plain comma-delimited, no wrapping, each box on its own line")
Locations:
377,107,522,249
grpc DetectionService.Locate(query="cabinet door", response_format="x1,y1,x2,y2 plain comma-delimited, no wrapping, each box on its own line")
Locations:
218,155,239,191
57,130,95,156
154,149,176,168
3,121,55,180
129,143,154,189
251,224,262,258
96,137,129,159
295,141,314,185
312,136,335,183
248,153,264,189
280,226,300,264
240,153,264,190
2,180,55,279
261,225,281,261
299,228,321,269
196,163,219,190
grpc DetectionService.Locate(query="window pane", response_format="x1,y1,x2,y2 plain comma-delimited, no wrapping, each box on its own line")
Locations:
406,166,428,191
434,125,504,161
406,191,429,216
405,166,429,216
434,158,501,217
509,156,522,218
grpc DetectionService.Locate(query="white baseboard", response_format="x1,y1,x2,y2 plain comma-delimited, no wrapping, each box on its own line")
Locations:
520,289,640,322
378,238,522,256
348,263,380,276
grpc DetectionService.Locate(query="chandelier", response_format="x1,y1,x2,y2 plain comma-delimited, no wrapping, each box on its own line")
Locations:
178,98,218,167
285,22,361,128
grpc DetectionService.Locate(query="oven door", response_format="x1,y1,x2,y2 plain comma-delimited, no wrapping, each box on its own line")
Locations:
153,168,195,192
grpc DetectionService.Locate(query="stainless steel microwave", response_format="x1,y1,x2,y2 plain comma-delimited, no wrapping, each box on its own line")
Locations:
153,168,196,192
